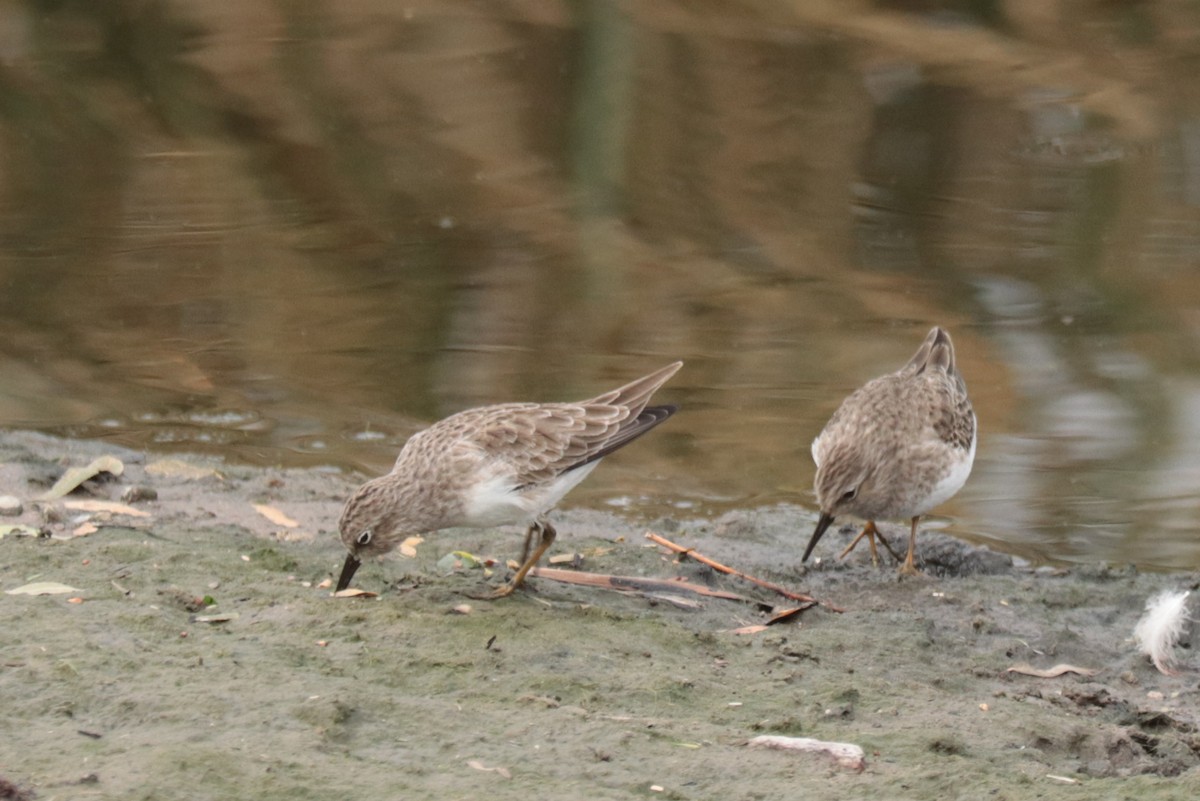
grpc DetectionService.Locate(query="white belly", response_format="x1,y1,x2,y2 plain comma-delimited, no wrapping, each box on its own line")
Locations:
461,461,601,527
914,421,976,515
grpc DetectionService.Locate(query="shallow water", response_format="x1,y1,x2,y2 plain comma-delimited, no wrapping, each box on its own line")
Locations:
2,2,1200,567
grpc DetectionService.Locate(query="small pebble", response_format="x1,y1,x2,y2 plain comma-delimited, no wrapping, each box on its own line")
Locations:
0,495,22,516
121,486,158,503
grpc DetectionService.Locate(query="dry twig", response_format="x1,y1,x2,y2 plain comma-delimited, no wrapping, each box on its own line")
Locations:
528,567,758,603
645,532,843,612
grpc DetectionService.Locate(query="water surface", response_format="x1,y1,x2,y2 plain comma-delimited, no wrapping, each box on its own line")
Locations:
2,2,1200,568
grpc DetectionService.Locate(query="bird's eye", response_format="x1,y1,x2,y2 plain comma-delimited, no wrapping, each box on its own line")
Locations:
840,488,858,502
356,529,373,546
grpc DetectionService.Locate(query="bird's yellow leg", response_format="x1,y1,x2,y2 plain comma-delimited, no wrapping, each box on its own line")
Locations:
487,520,556,599
898,516,924,576
838,521,876,564
518,522,536,565
838,521,902,566
876,526,903,562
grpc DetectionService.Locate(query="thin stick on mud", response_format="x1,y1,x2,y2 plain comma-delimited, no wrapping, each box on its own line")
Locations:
528,566,759,604
645,532,844,613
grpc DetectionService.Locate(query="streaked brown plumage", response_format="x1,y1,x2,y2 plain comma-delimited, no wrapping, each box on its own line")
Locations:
802,327,975,574
336,362,682,596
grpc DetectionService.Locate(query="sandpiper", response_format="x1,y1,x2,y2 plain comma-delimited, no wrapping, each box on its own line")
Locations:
335,362,682,596
802,327,976,575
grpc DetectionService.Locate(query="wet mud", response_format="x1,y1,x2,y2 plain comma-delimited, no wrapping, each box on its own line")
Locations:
1,431,1197,800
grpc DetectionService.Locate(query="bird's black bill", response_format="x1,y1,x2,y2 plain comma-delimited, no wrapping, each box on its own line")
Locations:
335,554,362,592
802,512,836,562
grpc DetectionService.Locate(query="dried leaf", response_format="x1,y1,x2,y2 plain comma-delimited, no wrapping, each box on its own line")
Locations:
0,524,41,539
332,588,378,598
37,456,125,500
191,612,239,624
731,624,769,636
62,500,151,518
450,604,472,615
399,535,424,557
548,553,579,565
252,504,299,528
765,606,812,626
6,582,81,596
316,578,333,589
72,523,99,537
1006,663,1100,678
146,459,219,480
466,760,511,779
437,550,482,573
1046,775,1080,785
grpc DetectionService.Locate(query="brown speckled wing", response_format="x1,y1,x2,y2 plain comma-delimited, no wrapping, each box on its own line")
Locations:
455,362,681,487
460,402,626,487
820,328,972,455
920,329,973,452
935,383,975,452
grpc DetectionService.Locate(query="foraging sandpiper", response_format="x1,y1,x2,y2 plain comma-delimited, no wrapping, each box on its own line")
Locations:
802,327,975,574
336,362,682,596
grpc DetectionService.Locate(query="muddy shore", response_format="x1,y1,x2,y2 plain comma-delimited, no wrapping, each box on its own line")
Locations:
0,430,1197,800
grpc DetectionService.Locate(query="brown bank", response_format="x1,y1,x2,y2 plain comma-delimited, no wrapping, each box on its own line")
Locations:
0,431,1197,800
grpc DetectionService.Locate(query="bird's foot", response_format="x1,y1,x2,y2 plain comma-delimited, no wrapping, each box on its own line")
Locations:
467,579,531,600
837,527,873,562
838,522,902,567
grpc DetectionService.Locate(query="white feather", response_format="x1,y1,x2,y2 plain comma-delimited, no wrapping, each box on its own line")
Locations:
1132,589,1192,676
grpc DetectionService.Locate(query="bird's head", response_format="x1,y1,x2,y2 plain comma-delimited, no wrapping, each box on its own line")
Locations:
335,477,407,591
803,445,875,563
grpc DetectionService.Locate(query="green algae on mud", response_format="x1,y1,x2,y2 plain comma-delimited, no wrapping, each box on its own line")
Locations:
1,431,1198,800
